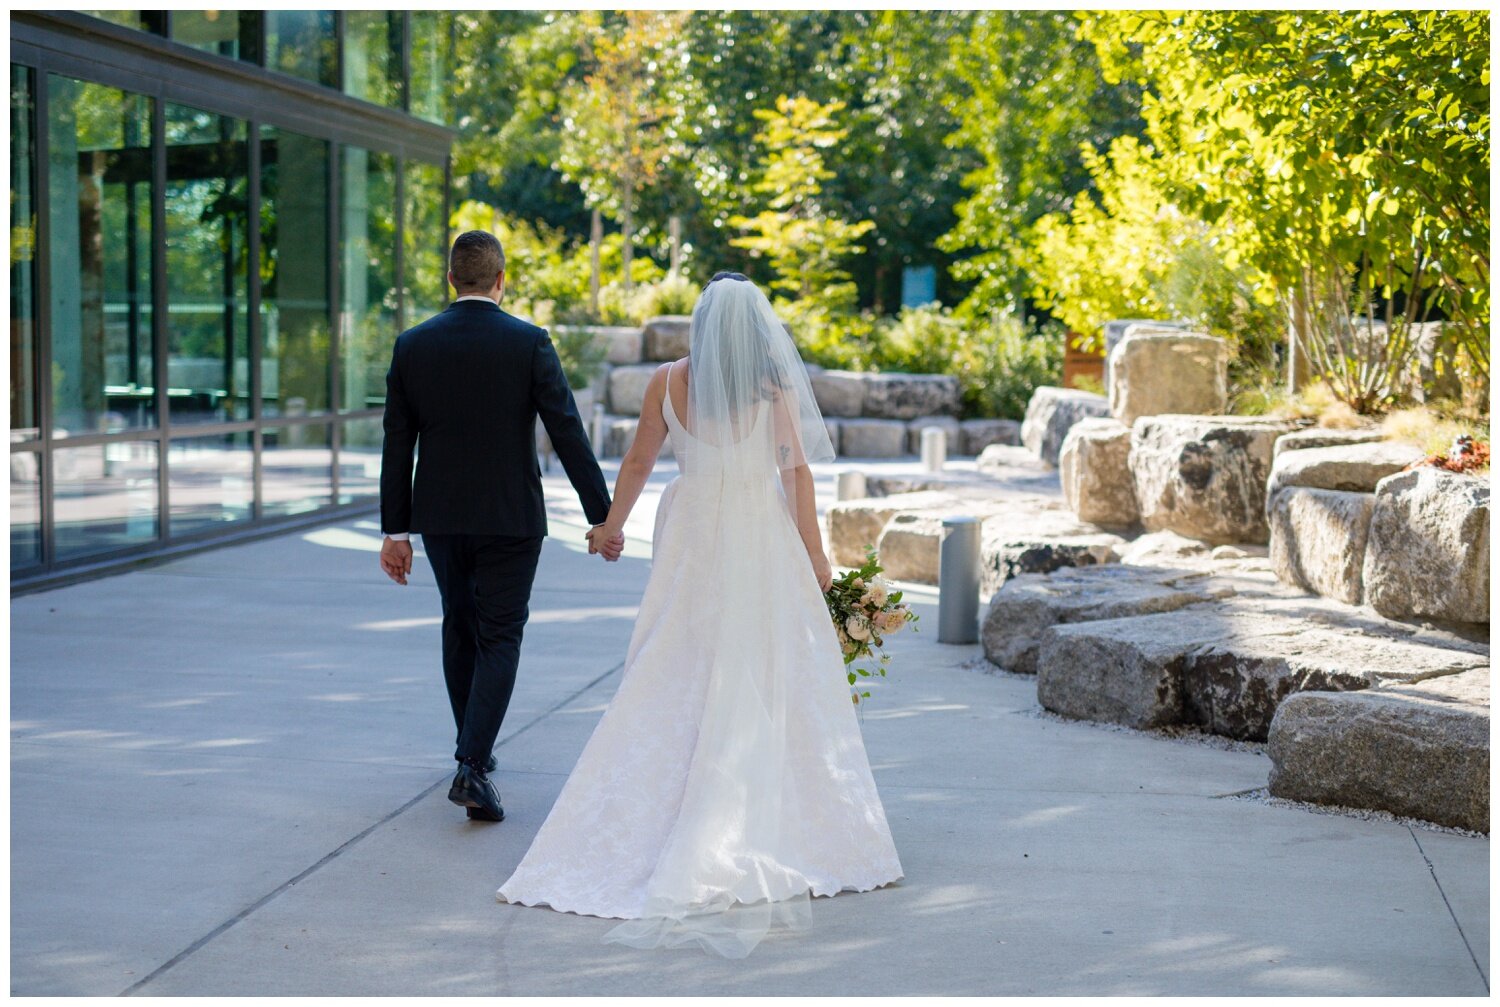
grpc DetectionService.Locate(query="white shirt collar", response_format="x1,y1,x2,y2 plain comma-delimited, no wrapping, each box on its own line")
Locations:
455,294,498,304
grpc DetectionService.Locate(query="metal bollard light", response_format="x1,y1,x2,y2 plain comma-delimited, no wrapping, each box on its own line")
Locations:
938,516,981,644
590,410,608,455
836,470,868,502
920,426,947,473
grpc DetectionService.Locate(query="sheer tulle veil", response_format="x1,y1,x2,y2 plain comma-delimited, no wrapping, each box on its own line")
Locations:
600,274,834,957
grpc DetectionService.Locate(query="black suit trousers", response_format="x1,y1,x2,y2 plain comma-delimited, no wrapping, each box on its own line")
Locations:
422,533,544,764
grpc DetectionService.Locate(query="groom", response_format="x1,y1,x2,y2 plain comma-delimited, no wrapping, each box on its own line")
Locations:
378,229,622,823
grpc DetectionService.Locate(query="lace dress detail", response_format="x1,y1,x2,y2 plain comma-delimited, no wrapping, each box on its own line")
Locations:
497,390,903,947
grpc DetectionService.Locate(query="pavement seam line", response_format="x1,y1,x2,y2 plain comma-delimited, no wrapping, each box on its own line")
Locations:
120,659,626,997
1407,824,1488,992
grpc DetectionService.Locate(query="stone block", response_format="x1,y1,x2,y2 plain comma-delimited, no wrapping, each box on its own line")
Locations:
641,316,691,361
960,419,1021,456
983,565,1232,674
862,373,961,420
1273,426,1384,460
826,491,960,568
1108,330,1230,426
1130,414,1298,545
1269,487,1374,604
1020,386,1110,466
1268,669,1489,831
1059,417,1137,527
606,364,660,417
1363,468,1490,624
810,370,866,418
839,418,909,458
1266,441,1425,499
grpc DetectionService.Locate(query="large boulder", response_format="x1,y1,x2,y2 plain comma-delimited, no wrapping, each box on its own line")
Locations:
606,363,660,417
1108,330,1230,426
839,418,908,458
960,419,1021,456
1130,414,1298,545
1038,605,1484,739
1268,487,1374,605
1020,386,1111,466
862,373,961,420
1363,467,1490,624
905,415,963,455
1268,669,1489,831
1266,441,1425,500
599,326,643,365
641,316,691,361
1273,426,1384,460
1059,417,1138,528
983,565,1232,674
826,490,960,567
1103,319,1186,361
809,370,866,418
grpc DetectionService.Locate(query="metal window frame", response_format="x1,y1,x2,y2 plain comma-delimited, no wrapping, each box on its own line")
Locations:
11,11,454,592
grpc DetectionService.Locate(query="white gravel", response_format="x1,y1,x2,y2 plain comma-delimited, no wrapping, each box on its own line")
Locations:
1221,788,1488,838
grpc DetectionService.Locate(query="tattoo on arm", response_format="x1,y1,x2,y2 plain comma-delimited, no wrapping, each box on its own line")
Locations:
779,443,791,467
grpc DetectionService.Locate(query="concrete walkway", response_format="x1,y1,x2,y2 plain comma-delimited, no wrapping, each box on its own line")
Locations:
10,461,1489,995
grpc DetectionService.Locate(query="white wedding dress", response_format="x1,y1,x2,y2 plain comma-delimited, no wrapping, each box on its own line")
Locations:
497,278,902,958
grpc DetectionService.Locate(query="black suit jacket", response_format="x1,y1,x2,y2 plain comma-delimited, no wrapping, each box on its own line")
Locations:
379,300,611,538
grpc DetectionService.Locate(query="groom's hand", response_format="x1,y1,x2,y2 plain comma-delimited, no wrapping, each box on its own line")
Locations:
380,536,413,585
586,525,625,562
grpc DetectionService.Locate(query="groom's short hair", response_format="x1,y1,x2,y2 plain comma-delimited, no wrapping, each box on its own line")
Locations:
449,230,505,293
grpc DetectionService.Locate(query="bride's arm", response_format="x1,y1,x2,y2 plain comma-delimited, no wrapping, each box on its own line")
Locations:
774,393,833,591
595,365,670,547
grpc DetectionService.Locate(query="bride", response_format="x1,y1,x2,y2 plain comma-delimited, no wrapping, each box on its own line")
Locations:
497,272,902,958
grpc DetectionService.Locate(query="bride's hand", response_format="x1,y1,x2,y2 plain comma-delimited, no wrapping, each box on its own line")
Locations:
811,551,833,592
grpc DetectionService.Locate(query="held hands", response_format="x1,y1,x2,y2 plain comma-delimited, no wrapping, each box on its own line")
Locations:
380,537,414,585
587,524,626,562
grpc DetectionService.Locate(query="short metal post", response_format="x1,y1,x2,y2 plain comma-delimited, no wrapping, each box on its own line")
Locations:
921,427,947,473
590,409,608,455
938,516,981,644
836,470,867,502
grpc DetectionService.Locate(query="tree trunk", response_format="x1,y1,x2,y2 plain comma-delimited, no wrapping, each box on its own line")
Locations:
589,208,602,318
1287,285,1313,394
668,215,682,278
622,170,635,296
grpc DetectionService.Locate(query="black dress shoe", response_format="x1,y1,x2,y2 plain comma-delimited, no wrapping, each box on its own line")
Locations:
449,764,504,822
485,754,498,774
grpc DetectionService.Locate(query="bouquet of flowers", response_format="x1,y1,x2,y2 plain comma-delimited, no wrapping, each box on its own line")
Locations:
825,548,918,704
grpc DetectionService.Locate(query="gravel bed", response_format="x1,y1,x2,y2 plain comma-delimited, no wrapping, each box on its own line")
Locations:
1221,788,1488,838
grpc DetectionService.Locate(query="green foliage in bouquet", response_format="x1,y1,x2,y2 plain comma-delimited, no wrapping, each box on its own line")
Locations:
824,547,918,705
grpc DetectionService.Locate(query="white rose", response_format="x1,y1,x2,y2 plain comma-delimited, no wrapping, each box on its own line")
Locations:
845,616,872,642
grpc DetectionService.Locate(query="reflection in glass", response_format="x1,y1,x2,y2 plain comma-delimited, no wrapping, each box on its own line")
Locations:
266,11,337,88
262,423,332,516
12,450,41,568
47,75,155,437
166,103,250,425
12,65,37,436
80,11,147,29
341,146,397,411
338,417,383,504
403,159,449,325
171,10,262,63
53,440,159,559
168,432,253,536
261,126,331,418
343,12,403,108
409,13,452,124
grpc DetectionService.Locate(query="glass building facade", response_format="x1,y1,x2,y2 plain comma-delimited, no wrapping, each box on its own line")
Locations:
11,11,455,587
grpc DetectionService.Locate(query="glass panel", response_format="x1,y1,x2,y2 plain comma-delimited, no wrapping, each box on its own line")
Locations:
408,13,451,124
260,126,331,419
265,11,337,88
53,440,159,559
165,103,250,425
47,75,155,438
262,423,332,517
12,65,37,437
80,11,147,29
11,450,41,568
167,432,253,536
337,416,382,504
170,11,262,65
340,146,397,411
403,159,448,325
343,11,403,108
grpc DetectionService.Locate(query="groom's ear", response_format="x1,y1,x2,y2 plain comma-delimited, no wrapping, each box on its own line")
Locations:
447,269,458,294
